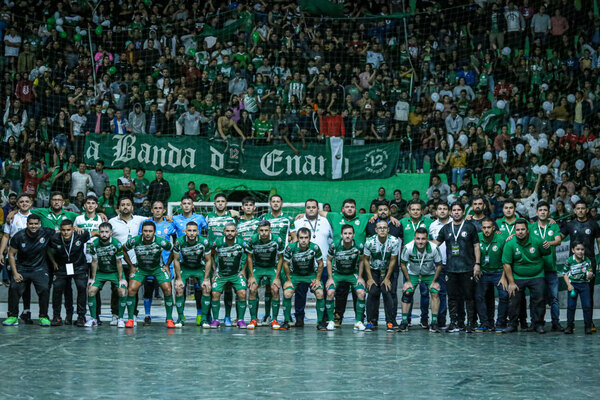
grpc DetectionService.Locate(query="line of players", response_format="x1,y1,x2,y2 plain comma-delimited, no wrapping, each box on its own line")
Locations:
2,191,598,334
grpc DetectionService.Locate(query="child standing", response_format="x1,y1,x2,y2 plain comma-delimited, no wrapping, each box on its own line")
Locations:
563,242,594,335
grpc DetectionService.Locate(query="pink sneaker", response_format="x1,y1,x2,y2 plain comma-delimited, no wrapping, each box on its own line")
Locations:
237,320,247,329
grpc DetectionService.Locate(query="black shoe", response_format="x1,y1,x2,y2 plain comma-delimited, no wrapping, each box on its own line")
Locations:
64,314,73,325
564,325,574,334
75,316,86,327
2,279,9,286
420,317,429,329
51,317,63,326
535,325,545,334
465,325,475,333
279,321,290,331
144,316,152,326
20,312,33,325
316,322,327,331
520,323,531,332
97,319,103,326
333,312,342,327
429,323,440,333
585,326,593,335
502,326,518,333
551,323,564,332
397,321,409,332
294,318,304,328
446,323,461,333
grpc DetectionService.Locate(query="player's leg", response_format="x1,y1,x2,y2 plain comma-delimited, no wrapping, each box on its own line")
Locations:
474,273,491,331
63,275,74,324
313,281,326,331
210,276,225,328
326,276,336,325
234,275,248,328
21,279,32,323
175,271,188,327
51,274,67,326
142,276,155,325
399,276,416,332
247,273,260,329
4,274,26,326
293,282,308,326
154,267,174,327
333,281,350,326
381,276,396,332
427,276,441,333
418,282,430,329
270,281,281,329
223,283,234,326
31,269,51,326
281,280,295,330
87,284,101,322
262,283,272,325
73,273,88,327
126,272,144,327
354,285,367,331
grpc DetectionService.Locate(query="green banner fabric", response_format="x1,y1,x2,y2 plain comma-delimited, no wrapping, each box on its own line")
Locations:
299,0,344,17
84,134,399,181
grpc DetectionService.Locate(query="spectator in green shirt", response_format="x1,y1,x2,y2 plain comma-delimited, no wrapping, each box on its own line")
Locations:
251,112,273,143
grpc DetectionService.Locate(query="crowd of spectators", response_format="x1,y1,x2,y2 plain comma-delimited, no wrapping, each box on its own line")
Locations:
0,0,598,218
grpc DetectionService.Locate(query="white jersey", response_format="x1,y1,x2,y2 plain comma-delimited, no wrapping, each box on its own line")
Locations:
429,219,450,265
74,214,103,263
4,211,31,238
294,215,333,261
109,214,147,264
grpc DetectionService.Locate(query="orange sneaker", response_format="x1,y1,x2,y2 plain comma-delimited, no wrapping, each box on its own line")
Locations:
271,320,280,330
125,319,134,328
166,320,176,329
247,319,258,330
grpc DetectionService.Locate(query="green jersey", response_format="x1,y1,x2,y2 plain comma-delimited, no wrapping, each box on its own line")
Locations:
32,208,80,231
399,217,433,243
478,232,505,273
283,242,322,276
252,118,273,138
564,255,593,283
529,222,560,272
172,236,210,270
327,240,364,275
89,237,123,273
364,235,401,271
501,233,551,279
123,235,173,271
327,213,372,244
237,217,260,243
133,178,150,202
496,217,517,239
246,233,284,268
212,237,247,276
207,211,237,243
263,212,295,242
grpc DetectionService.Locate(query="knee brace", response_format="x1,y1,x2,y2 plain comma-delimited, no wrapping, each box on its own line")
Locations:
402,290,415,303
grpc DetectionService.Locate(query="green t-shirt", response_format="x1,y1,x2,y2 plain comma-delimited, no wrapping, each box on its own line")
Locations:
207,211,237,243
364,235,401,271
478,232,505,273
133,178,150,202
326,213,372,244
327,240,364,275
399,217,433,243
89,237,124,273
4,160,21,180
123,235,173,271
172,236,210,270
501,234,552,279
496,217,516,240
212,237,247,276
564,255,593,283
32,208,80,231
283,242,322,276
246,233,284,269
529,222,560,272
263,212,295,242
98,197,117,218
252,118,273,138
237,217,260,243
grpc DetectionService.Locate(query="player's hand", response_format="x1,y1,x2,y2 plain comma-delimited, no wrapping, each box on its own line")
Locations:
247,276,257,288
53,264,58,271
0,257,5,266
295,213,305,221
310,279,320,291
129,268,137,278
382,278,391,291
389,216,401,227
119,279,128,288
99,213,108,222
498,276,508,290
175,279,184,290
369,214,377,223
272,278,281,289
430,281,440,292
326,278,334,290
505,234,515,242
201,279,211,291
567,284,574,292
402,281,413,292
88,278,94,286
465,214,473,220
367,278,376,289
542,241,550,249
357,278,365,288
507,282,519,297
473,265,482,280
74,227,84,234
165,215,173,222
283,280,292,290
548,219,557,225
12,272,23,283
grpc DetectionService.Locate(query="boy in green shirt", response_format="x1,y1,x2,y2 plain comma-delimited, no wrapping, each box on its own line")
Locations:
563,242,594,334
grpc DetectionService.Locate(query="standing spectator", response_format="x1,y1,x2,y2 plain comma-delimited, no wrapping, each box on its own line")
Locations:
504,2,525,50
85,104,110,135
3,27,21,71
110,110,128,134
488,3,507,50
88,161,109,198
445,107,463,135
177,104,202,136
449,143,467,185
128,103,146,135
145,103,165,136
148,169,171,204
69,162,93,203
319,108,345,138
117,167,135,200
132,168,150,209
531,6,552,45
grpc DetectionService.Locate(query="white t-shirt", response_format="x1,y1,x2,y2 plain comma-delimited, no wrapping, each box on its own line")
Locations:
394,100,409,122
4,34,21,57
70,171,92,198
70,114,87,136
109,214,147,263
429,219,450,265
74,214,103,263
4,211,31,238
294,216,333,261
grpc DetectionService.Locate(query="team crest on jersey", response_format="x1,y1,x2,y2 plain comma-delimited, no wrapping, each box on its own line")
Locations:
21,243,25,248
40,238,45,244
461,231,467,237
355,220,360,225
586,229,592,235
529,248,536,254
75,241,81,246
492,246,499,251
548,230,554,236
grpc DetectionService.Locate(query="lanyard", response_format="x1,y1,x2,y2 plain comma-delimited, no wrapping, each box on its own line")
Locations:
306,217,319,238
62,234,75,262
451,220,465,242
537,222,547,239
482,238,492,254
378,236,389,264
417,248,427,270
503,221,514,236
410,218,422,233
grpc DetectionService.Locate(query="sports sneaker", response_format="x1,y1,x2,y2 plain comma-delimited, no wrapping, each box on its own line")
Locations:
247,319,258,330
317,322,327,331
224,317,233,327
125,319,135,328
144,316,152,326
40,317,51,327
429,323,440,333
551,323,564,332
196,315,202,326
51,316,63,326
64,314,73,325
474,324,488,333
446,323,461,333
166,320,175,329
260,315,271,326
465,325,475,333
110,315,119,326
237,320,247,329
334,312,342,327
420,317,429,329
117,319,125,328
354,321,366,331
397,321,408,332
279,321,290,330
271,320,280,330
564,325,574,334
202,320,211,329
20,311,33,325
210,320,220,329
84,318,97,327
75,316,86,327
364,322,374,332
386,322,396,332
326,321,336,331
175,319,184,328
2,317,19,326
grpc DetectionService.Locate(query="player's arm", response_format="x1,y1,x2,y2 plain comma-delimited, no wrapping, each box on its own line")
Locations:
314,258,324,289
357,257,365,287
289,230,297,243
122,248,136,276
202,253,213,289
0,233,9,266
473,242,482,279
400,261,412,292
326,256,334,289
172,250,183,289
273,253,283,289
283,259,291,283
362,254,375,289
430,263,442,292
245,251,256,287
8,246,21,282
563,271,574,292
115,257,127,288
382,255,396,290
47,249,59,271
89,257,98,286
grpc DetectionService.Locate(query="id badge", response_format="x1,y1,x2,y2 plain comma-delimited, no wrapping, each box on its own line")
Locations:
484,255,490,265
66,263,74,276
451,244,460,255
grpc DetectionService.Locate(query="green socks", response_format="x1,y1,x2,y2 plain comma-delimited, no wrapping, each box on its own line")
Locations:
118,297,126,319
164,294,174,320
201,295,211,317
88,296,97,319
249,298,259,320
211,299,221,320
126,295,136,319
175,295,185,320
356,299,365,322
325,299,334,321
236,298,247,321
272,299,280,320
316,298,325,322
283,297,292,322
432,314,438,324
402,313,409,323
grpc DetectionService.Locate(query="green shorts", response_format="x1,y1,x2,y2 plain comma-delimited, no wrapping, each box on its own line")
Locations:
327,273,365,291
406,274,438,294
181,268,206,283
254,267,276,286
286,274,322,291
131,267,171,284
212,274,247,292
92,271,126,289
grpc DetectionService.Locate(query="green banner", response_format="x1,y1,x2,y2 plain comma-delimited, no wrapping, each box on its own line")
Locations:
84,134,399,181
